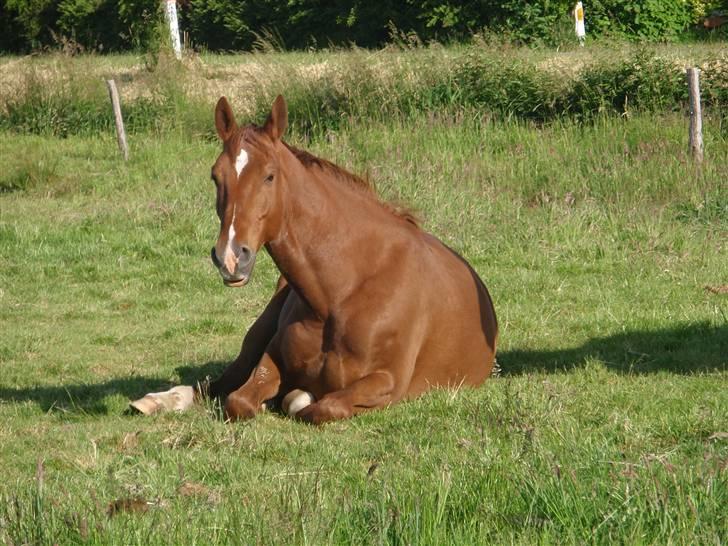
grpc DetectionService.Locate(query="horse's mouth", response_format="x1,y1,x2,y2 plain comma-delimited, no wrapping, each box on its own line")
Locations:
223,277,248,288
211,246,256,288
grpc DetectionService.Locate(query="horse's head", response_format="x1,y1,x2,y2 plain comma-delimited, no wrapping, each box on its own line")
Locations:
210,95,288,287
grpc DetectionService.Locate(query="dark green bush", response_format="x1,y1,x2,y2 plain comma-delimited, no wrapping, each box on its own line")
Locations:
567,52,689,118
1,0,162,52
453,53,563,121
1,0,725,53
179,0,721,51
585,0,694,40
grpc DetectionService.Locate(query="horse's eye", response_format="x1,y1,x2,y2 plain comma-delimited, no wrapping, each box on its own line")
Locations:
265,174,274,183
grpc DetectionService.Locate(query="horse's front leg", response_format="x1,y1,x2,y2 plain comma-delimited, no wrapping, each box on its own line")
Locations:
205,282,290,400
224,352,282,421
295,370,395,425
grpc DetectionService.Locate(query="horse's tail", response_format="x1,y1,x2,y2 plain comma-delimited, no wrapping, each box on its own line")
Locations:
490,357,502,377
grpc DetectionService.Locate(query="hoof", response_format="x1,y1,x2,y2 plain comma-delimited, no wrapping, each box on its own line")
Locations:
281,389,315,417
130,385,195,415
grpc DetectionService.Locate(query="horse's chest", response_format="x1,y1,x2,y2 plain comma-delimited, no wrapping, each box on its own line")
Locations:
279,319,326,377
278,318,353,392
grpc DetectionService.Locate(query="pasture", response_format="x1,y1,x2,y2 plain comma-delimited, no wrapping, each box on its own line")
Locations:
0,46,727,543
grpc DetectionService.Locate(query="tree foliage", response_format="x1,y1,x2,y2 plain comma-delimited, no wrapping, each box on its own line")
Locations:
0,0,725,53
0,0,162,52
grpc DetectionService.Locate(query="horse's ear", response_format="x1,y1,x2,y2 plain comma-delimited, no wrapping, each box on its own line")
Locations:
215,97,237,141
264,95,288,141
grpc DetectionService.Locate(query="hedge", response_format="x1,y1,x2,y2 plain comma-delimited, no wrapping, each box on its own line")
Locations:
1,0,726,53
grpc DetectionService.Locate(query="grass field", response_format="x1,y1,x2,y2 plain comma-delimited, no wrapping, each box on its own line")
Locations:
1,47,727,544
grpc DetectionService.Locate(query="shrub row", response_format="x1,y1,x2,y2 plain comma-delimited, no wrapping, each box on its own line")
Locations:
1,0,726,53
1,48,727,138
243,48,728,133
0,0,161,53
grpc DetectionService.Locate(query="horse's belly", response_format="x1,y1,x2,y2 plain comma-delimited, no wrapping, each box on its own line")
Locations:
408,296,496,396
402,260,497,396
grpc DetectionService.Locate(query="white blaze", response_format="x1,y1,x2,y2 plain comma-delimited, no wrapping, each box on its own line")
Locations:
222,204,240,274
228,212,236,244
235,148,248,177
216,148,247,275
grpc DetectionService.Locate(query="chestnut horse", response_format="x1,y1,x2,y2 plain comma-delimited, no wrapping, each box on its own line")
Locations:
204,95,497,424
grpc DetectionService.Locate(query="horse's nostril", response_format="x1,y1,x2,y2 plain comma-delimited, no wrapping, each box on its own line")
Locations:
211,247,222,268
238,245,252,264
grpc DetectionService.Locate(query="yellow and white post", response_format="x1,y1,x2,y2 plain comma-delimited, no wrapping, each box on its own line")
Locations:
574,1,586,46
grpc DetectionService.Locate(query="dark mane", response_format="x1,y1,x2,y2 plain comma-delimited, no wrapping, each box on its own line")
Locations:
283,142,421,228
284,143,371,191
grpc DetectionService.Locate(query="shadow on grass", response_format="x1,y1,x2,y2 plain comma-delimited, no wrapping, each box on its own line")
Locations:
500,321,727,375
0,323,725,415
0,361,230,415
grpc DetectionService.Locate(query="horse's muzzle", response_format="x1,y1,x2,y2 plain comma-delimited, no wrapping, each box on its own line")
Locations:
211,246,256,287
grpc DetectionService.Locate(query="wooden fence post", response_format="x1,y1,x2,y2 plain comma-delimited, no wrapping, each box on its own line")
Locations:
105,79,128,161
686,67,703,163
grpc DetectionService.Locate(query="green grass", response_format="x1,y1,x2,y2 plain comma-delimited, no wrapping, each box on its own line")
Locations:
0,105,727,543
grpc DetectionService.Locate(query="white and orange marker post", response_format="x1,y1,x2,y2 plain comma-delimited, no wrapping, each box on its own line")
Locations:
574,2,586,46
164,0,182,59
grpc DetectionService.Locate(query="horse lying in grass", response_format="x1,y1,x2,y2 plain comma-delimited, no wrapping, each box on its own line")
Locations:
134,95,498,424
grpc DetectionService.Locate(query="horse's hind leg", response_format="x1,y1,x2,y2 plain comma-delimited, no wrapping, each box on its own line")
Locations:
204,281,290,399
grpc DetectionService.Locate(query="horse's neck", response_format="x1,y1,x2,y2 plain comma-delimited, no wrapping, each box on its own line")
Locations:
267,159,382,319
